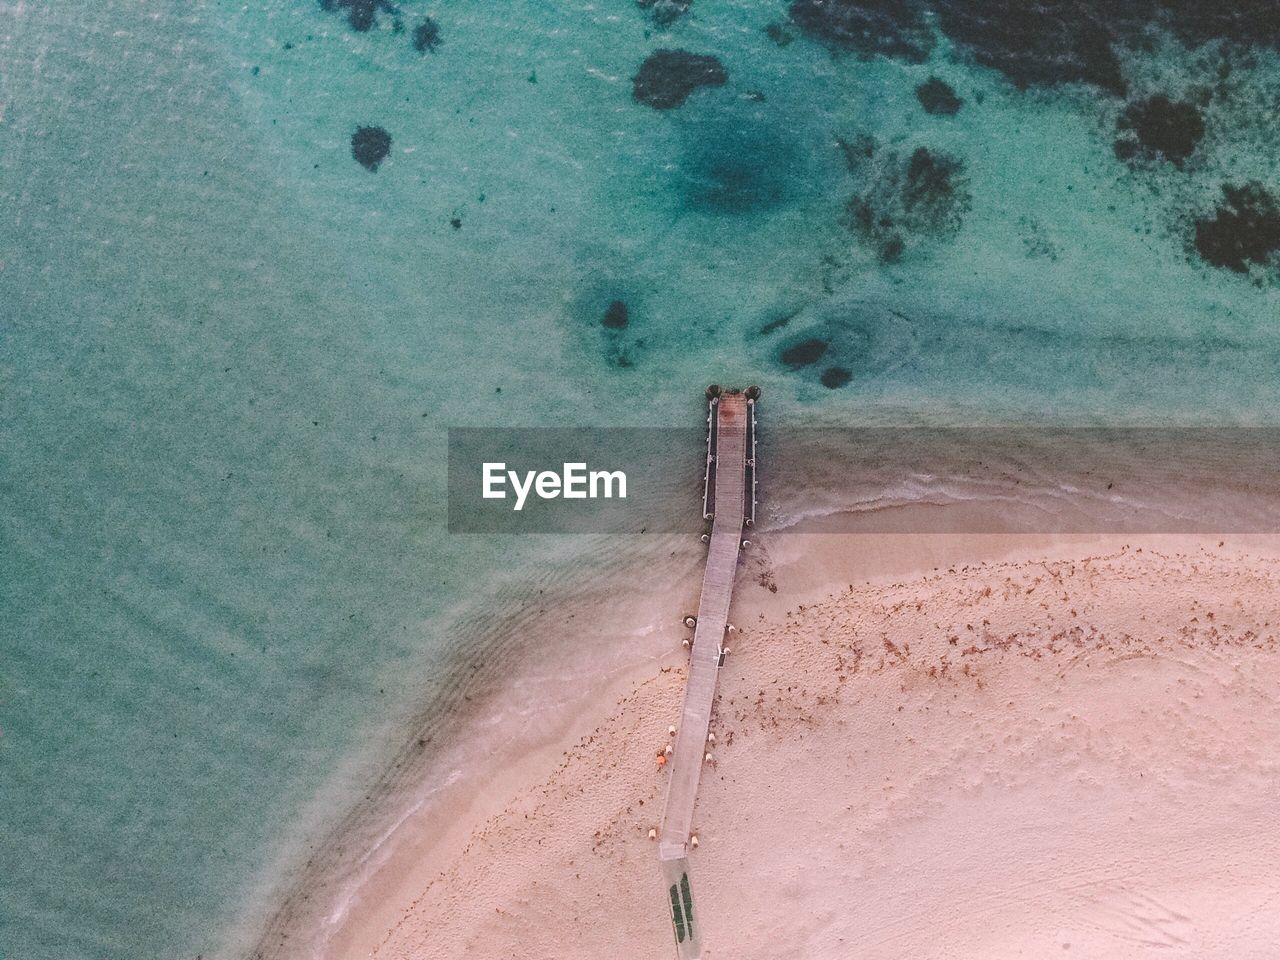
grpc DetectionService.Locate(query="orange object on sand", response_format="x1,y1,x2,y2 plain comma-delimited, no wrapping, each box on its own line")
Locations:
656,752,668,766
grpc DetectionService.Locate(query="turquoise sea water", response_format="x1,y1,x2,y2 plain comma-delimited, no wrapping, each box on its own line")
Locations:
3,1,1279,957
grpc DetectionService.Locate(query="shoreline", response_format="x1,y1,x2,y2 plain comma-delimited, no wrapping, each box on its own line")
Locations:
236,533,710,960
265,512,1280,959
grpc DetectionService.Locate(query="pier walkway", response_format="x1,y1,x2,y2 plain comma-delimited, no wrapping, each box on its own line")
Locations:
658,387,757,960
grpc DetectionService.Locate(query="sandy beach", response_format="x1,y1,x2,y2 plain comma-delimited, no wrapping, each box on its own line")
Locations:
303,528,1280,960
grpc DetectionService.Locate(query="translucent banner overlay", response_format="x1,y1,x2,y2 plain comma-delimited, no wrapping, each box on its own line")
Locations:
447,428,1280,534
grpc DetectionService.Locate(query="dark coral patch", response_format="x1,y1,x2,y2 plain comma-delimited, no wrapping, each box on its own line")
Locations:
602,300,630,329
765,22,795,47
933,1,1280,93
758,312,796,336
788,0,933,61
319,0,398,33
788,1,1280,91
789,0,933,62
902,147,963,223
779,337,830,369
632,50,728,109
847,146,969,260
637,0,691,28
837,134,877,172
1115,94,1204,166
351,125,392,171
932,0,1126,93
412,18,442,52
762,301,918,387
820,366,853,388
1193,183,1280,274
878,235,905,264
1157,2,1280,51
915,77,963,115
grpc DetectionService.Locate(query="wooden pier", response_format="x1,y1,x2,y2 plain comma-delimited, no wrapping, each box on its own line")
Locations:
659,386,758,960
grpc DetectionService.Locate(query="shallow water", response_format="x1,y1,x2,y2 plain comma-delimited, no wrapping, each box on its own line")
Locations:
3,1,1280,957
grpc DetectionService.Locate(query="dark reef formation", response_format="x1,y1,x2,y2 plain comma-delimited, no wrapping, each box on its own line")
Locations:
319,0,399,33
760,301,921,389
788,0,933,62
632,50,728,109
1154,2,1280,51
837,133,877,170
637,0,691,28
765,22,795,47
1114,94,1204,166
932,0,1126,93
318,0,443,57
412,18,441,52
820,366,853,388
845,143,970,262
790,1,1280,94
1193,183,1280,274
602,300,630,329
351,126,392,171
779,337,830,369
898,148,967,229
915,77,963,115
758,312,797,336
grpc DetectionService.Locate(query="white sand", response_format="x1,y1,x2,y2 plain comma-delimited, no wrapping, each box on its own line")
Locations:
323,534,1280,959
